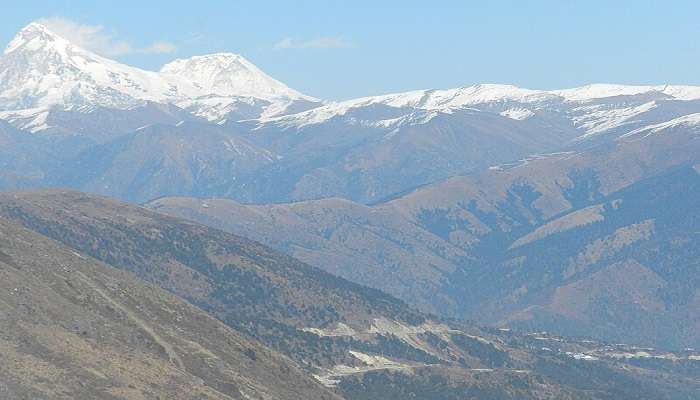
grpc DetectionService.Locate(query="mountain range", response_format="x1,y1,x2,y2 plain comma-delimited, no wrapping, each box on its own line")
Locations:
151,117,700,349
2,189,700,399
4,22,700,204
3,20,700,398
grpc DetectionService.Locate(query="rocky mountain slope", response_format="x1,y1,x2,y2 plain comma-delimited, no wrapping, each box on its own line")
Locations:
2,189,699,399
46,121,279,201
0,215,340,400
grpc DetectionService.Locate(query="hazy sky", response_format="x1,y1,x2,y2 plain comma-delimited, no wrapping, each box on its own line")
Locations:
3,1,699,100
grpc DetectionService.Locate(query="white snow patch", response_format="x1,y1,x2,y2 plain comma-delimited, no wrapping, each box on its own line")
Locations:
500,107,534,120
572,101,658,138
551,84,700,102
622,112,700,138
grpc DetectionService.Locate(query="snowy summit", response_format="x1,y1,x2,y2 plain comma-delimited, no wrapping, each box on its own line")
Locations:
0,22,316,124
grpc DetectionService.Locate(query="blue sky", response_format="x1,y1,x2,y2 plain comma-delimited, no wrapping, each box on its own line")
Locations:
3,1,700,100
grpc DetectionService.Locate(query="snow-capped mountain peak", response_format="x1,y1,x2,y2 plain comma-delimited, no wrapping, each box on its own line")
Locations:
161,53,314,101
257,84,559,128
0,22,318,129
551,83,700,102
4,21,700,140
4,22,53,55
0,22,194,111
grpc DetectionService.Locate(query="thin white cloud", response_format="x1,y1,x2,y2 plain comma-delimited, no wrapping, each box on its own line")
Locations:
36,17,176,56
140,41,178,54
273,37,355,50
